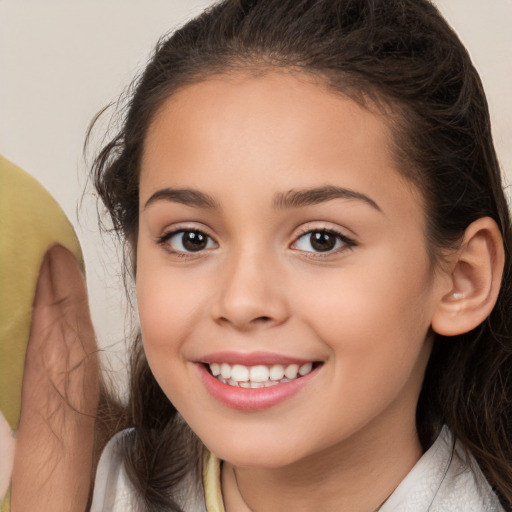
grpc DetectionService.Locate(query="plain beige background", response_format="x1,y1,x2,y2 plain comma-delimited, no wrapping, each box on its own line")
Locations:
1,0,511,387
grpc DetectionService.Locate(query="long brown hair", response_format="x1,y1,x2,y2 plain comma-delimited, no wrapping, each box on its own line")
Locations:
90,1,512,510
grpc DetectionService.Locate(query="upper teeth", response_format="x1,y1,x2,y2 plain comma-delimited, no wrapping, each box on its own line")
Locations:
209,362,313,387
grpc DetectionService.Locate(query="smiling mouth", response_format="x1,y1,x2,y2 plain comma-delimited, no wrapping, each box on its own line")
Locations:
205,361,321,388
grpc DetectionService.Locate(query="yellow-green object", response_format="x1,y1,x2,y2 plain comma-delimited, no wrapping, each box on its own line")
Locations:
203,450,225,512
0,155,84,507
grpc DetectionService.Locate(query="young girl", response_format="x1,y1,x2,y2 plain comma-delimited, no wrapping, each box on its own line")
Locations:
90,0,512,510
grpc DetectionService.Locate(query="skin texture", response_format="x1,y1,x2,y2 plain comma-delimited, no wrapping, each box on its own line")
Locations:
135,72,470,511
11,245,98,511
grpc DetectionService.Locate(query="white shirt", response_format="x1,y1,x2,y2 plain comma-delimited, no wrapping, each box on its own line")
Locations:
380,426,504,511
91,426,505,511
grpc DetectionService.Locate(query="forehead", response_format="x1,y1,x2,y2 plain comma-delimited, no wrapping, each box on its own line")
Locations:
140,71,422,220
145,71,389,153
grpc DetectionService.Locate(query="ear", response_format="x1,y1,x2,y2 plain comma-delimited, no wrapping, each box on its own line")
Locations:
431,217,505,336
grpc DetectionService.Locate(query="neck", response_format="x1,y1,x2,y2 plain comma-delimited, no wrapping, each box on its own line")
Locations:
222,419,422,512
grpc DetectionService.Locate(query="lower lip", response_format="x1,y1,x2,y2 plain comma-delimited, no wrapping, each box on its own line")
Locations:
198,364,319,411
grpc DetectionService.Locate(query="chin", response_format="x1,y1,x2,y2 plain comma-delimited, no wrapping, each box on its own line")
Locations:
223,452,299,469
205,433,307,469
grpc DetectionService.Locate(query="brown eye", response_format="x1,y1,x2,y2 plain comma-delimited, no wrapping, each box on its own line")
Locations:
309,232,337,252
182,231,208,251
164,230,217,253
293,230,352,253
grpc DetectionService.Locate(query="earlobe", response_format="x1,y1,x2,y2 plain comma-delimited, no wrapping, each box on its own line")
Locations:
431,217,505,336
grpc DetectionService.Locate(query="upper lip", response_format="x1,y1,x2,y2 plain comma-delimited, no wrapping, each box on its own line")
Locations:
198,351,318,366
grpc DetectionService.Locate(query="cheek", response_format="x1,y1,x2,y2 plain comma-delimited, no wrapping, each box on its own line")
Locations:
135,269,199,405
288,263,435,441
137,273,196,349
294,249,435,371
135,255,220,390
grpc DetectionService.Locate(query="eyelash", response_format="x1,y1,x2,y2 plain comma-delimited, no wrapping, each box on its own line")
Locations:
156,226,356,257
157,227,217,258
292,227,356,256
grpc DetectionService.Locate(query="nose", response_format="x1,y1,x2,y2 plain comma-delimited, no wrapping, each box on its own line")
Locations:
211,248,290,331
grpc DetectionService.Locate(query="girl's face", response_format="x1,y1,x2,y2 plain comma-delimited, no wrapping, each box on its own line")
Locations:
137,72,449,468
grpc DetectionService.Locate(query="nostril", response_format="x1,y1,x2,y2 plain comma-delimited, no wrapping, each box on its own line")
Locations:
253,316,272,323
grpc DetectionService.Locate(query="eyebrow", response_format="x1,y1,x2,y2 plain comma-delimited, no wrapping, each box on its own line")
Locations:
143,184,381,212
144,188,220,210
273,185,381,212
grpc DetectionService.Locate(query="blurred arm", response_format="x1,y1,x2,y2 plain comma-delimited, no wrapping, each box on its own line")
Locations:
11,245,99,512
